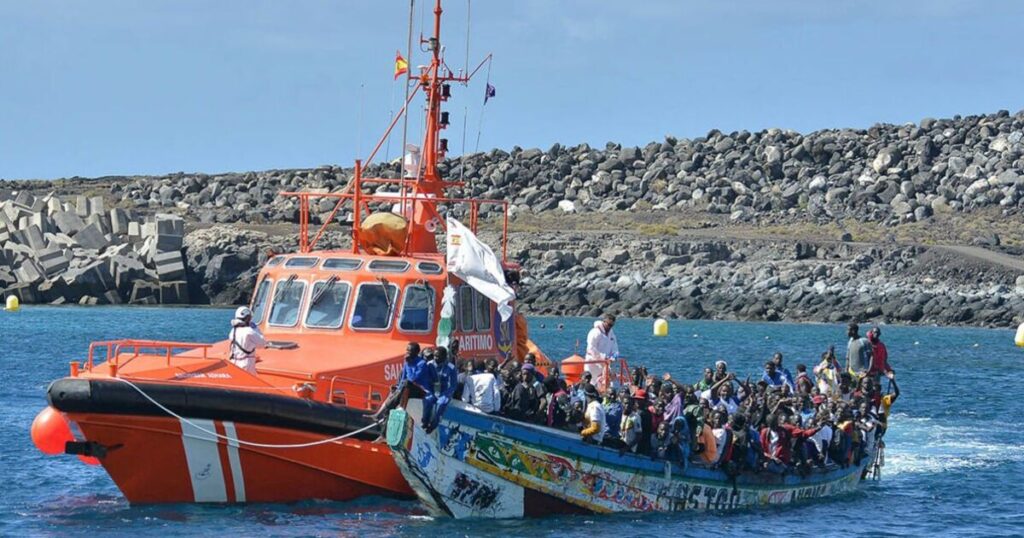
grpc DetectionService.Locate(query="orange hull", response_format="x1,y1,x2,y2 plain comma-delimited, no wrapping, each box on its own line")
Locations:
70,412,412,504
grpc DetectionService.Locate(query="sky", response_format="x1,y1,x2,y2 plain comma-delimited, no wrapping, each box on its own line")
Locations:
1,0,1022,180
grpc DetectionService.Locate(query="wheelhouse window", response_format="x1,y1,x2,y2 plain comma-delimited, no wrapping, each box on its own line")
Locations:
350,282,398,330
399,285,435,332
368,260,410,273
268,278,306,327
323,258,363,271
285,256,319,268
267,256,284,267
458,286,475,332
304,278,351,329
250,278,272,325
416,261,442,275
474,290,492,332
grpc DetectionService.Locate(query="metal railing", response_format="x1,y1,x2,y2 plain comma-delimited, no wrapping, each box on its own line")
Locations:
83,340,215,376
326,375,390,411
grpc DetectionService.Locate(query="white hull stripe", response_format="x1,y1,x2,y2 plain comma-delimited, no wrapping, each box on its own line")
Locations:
179,418,228,502
223,421,246,502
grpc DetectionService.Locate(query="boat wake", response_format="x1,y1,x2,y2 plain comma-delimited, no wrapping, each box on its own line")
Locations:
882,414,1023,477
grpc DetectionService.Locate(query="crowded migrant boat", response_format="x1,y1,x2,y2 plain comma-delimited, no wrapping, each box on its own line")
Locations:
385,316,900,518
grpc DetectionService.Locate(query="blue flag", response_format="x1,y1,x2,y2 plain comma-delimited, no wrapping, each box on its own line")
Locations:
484,83,496,104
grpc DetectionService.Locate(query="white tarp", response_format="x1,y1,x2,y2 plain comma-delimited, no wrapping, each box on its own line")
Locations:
446,217,515,321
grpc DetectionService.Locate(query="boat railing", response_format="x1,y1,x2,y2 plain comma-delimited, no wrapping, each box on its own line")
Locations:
280,189,510,261
79,340,215,376
573,358,633,393
326,375,391,411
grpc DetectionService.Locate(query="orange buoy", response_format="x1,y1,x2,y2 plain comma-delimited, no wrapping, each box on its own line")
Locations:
560,354,585,385
31,407,73,456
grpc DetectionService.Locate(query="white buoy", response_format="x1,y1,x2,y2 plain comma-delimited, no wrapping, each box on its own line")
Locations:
653,318,668,337
4,295,18,312
1015,322,1024,348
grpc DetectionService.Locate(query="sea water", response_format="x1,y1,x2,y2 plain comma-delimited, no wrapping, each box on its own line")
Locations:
2,307,1022,536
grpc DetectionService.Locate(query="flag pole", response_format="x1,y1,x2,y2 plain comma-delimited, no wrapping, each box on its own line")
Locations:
400,0,415,171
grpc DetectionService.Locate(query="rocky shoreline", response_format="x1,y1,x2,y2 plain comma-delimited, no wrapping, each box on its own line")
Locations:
2,109,1023,327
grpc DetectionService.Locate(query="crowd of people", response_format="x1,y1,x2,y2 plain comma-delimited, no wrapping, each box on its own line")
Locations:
381,318,899,477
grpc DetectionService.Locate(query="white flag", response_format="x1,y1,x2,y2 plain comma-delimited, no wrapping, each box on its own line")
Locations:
446,217,515,321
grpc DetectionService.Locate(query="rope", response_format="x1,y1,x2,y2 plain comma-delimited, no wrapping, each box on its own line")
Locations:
111,377,379,449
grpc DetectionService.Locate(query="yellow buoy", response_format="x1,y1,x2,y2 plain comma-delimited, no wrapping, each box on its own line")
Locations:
653,318,669,337
4,295,18,312
1015,322,1024,348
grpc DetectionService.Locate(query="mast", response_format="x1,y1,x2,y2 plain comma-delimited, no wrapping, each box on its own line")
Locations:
283,0,503,257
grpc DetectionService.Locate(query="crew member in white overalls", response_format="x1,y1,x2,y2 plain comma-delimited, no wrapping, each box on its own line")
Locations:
585,313,619,392
229,306,266,374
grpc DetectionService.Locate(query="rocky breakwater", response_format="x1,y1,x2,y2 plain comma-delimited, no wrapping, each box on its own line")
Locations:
9,109,1021,229
447,109,1024,225
513,233,1024,328
0,191,190,305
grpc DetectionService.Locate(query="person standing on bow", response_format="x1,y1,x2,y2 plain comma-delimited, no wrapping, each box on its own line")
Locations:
866,327,894,382
846,322,874,377
585,313,619,392
228,306,267,374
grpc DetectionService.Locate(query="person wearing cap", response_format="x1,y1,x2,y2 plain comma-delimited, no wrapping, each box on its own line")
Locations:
228,306,267,374
633,388,653,455
585,314,619,391
579,384,607,445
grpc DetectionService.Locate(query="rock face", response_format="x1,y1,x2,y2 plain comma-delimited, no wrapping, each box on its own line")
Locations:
507,233,1024,328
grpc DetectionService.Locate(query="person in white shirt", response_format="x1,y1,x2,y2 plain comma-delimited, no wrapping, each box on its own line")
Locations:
585,314,619,390
228,306,267,374
462,358,502,414
580,384,607,445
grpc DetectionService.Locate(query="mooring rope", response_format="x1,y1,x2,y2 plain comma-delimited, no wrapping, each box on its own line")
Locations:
111,377,379,449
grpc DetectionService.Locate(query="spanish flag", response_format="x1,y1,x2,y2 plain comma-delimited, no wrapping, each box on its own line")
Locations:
394,51,408,80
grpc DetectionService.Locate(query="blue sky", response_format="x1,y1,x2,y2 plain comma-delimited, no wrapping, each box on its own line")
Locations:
1,0,1022,180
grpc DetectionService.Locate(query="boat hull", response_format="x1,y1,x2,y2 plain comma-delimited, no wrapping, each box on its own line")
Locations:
48,378,413,504
388,400,872,518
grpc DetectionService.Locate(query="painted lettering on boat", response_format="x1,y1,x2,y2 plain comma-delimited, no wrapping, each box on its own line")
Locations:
384,362,403,383
450,472,499,510
456,334,494,352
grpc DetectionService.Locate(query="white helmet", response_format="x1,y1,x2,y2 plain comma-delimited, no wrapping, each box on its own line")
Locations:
235,306,253,320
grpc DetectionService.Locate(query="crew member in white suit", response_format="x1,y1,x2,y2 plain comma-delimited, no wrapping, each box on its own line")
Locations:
585,313,619,390
228,306,267,374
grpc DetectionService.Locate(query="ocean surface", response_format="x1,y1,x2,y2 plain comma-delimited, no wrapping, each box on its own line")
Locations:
2,306,1022,537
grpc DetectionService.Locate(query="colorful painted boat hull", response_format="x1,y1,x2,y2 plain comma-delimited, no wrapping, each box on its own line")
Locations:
387,400,873,518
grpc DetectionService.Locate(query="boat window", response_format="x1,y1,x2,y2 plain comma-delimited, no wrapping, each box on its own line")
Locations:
323,258,363,271
350,282,399,330
304,279,352,329
285,256,319,268
458,286,475,332
268,279,307,327
475,290,492,332
267,256,284,267
416,261,443,275
399,285,435,332
368,260,410,273
250,278,272,325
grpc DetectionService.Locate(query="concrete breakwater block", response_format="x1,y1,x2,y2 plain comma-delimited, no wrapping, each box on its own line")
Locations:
37,247,71,277
153,250,185,281
73,222,110,251
52,210,86,236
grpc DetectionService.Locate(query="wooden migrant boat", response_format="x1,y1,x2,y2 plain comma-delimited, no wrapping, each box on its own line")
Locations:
386,398,878,518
